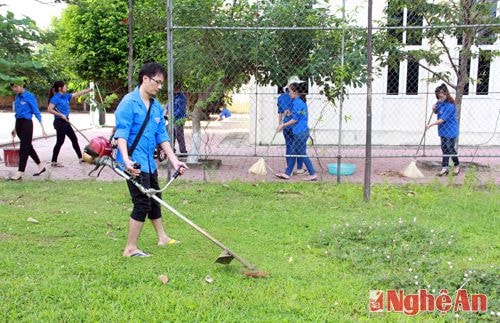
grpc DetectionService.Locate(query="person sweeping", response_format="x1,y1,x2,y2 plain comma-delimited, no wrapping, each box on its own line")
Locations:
426,83,460,176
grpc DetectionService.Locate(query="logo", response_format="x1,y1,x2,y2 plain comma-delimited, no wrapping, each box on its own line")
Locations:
369,289,488,316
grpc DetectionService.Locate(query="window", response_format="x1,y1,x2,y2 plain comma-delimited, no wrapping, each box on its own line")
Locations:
388,6,404,43
386,53,400,95
477,50,491,95
477,0,498,45
385,2,423,95
406,11,424,45
406,56,419,95
458,0,497,45
387,2,423,45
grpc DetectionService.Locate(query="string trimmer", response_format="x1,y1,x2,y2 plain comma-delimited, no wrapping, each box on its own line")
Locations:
83,137,267,277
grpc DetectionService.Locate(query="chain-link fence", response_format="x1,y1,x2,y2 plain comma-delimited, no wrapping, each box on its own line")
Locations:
165,0,500,180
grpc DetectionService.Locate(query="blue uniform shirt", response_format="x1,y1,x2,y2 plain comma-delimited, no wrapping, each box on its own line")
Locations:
114,87,170,174
291,98,309,135
436,101,459,138
166,92,187,121
277,93,293,123
14,90,42,123
219,108,231,119
50,93,73,119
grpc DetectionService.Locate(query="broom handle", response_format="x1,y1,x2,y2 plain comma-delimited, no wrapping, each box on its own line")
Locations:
414,112,435,157
266,131,278,155
54,107,91,143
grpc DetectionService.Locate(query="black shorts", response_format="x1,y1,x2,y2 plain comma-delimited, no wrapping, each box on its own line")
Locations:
126,171,162,222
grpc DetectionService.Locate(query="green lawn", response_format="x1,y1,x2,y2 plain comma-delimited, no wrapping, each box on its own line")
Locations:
0,178,498,321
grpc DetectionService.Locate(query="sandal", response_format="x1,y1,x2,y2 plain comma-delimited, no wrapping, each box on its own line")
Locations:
33,168,46,176
275,173,290,180
437,168,449,177
295,169,308,176
128,251,150,257
304,175,318,182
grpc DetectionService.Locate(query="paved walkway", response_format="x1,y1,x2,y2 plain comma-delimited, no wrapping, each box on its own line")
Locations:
1,112,499,184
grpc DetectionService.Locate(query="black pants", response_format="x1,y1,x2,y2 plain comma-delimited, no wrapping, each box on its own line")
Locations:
126,171,162,222
15,118,41,172
51,118,82,162
174,124,187,154
440,136,460,167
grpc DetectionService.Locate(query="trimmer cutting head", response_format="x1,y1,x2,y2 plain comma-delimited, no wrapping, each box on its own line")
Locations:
215,249,234,264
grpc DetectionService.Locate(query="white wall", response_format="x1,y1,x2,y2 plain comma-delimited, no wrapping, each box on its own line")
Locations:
245,0,500,147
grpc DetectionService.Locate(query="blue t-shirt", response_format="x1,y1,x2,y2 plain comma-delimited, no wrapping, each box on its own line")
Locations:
277,93,293,123
291,98,309,135
50,92,73,119
114,87,170,174
436,101,459,138
219,108,231,119
166,92,187,121
14,90,42,123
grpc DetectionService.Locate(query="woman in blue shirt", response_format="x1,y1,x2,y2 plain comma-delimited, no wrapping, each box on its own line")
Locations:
47,80,92,167
8,82,48,181
275,82,317,181
278,78,306,175
426,83,460,176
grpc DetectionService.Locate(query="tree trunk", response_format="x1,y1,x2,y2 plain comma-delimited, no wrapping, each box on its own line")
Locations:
455,0,475,131
186,83,216,163
186,103,203,163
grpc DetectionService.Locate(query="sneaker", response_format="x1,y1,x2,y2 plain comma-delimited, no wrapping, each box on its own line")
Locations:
295,169,308,175
437,168,449,177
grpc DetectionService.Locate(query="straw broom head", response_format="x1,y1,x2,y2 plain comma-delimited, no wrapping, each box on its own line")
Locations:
248,158,267,175
402,161,424,178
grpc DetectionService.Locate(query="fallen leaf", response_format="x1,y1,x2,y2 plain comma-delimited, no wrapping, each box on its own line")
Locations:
106,231,117,240
204,275,214,284
27,217,39,224
159,274,169,284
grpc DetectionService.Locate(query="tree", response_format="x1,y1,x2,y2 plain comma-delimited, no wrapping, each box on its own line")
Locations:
54,0,129,95
0,11,44,95
51,0,368,163
136,0,367,161
378,0,500,126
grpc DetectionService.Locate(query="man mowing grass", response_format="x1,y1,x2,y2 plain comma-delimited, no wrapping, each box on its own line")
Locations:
114,62,187,257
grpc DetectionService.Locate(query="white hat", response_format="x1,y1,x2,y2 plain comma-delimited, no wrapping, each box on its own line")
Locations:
284,75,305,92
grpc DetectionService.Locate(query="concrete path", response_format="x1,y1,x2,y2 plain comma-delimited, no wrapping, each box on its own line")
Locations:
1,111,498,184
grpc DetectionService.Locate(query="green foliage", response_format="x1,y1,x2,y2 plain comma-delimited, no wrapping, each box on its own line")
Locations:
55,0,129,95
0,180,497,320
86,92,119,112
0,11,45,95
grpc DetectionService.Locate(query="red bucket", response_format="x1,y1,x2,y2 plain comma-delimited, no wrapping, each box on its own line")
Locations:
3,140,20,167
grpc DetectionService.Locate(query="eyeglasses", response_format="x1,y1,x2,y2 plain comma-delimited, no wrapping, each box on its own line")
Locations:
149,77,163,87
